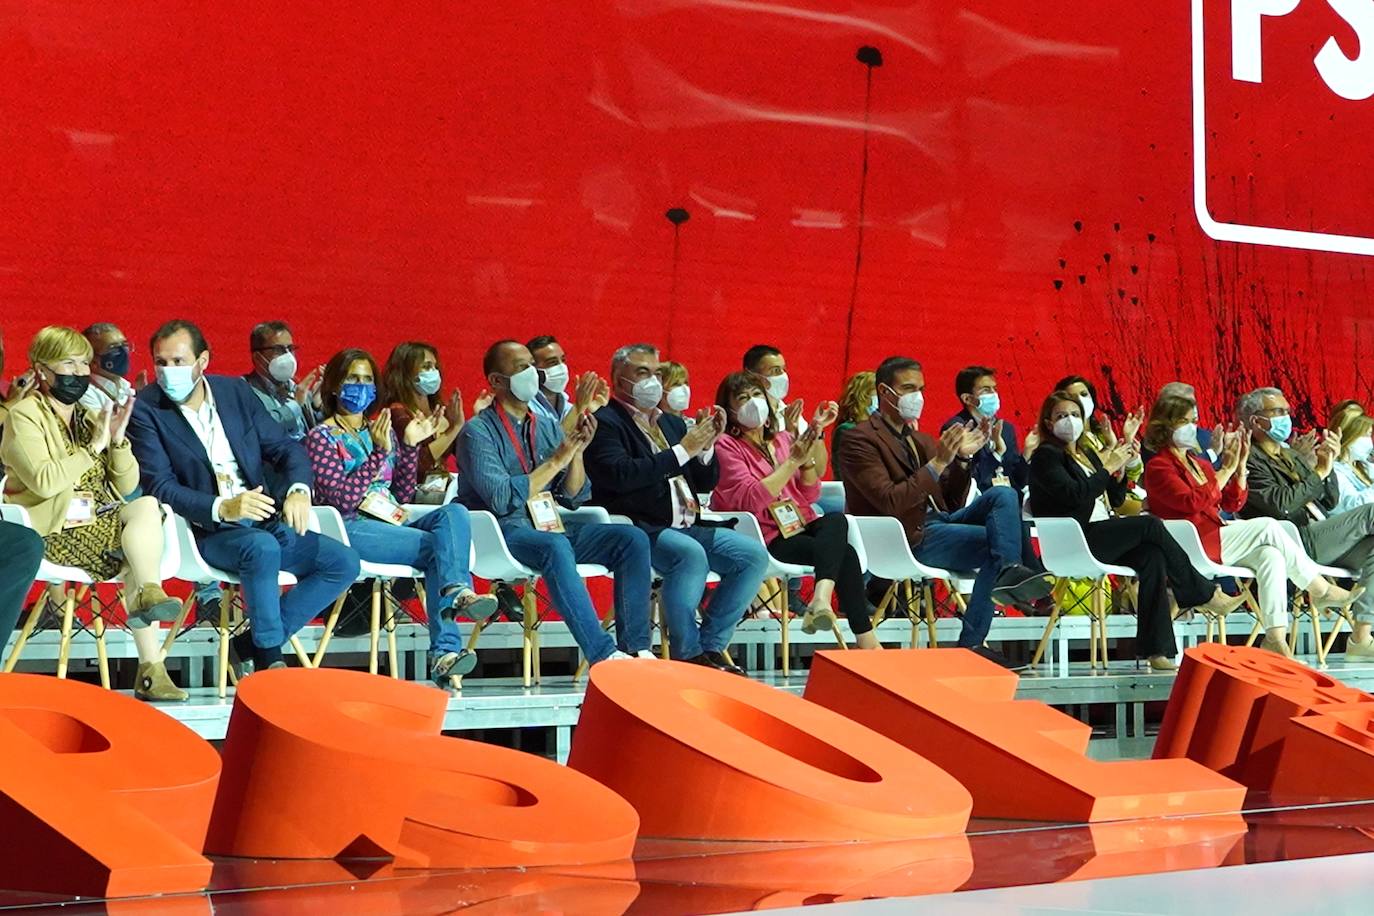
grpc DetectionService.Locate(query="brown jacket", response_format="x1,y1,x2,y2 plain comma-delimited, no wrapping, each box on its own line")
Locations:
0,396,138,536
838,414,971,545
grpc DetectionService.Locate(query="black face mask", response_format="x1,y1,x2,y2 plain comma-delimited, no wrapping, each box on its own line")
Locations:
48,372,91,406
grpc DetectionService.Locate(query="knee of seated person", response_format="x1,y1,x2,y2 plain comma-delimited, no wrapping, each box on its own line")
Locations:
16,527,44,564
325,541,362,579
986,485,1017,508
433,502,468,525
237,529,282,565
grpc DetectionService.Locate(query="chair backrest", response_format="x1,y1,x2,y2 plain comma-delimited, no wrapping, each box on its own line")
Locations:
1277,518,1357,578
156,504,182,583
819,480,845,512
0,503,31,527
711,510,812,577
1032,516,1120,579
851,515,956,581
170,512,223,584
467,509,535,581
1160,518,1222,575
310,505,349,545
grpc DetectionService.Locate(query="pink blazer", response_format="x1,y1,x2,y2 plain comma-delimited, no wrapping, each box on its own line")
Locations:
713,432,821,543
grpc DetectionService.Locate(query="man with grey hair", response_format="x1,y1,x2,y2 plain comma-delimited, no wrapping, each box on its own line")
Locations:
584,342,769,675
80,322,138,412
244,320,320,440
1237,386,1374,656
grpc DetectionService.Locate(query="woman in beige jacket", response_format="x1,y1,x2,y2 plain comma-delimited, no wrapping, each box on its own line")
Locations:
1,326,186,701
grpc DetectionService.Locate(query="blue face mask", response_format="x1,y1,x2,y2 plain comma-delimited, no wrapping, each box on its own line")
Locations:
1266,415,1293,443
976,392,1000,418
156,364,198,403
415,368,441,397
338,382,376,415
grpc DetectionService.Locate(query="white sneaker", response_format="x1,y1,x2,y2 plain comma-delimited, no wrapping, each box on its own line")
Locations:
635,650,658,660
603,650,634,662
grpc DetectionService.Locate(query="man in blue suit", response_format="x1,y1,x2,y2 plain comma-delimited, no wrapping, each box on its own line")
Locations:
584,343,768,675
128,320,359,674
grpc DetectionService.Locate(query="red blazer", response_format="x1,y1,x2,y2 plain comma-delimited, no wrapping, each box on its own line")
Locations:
1143,450,1247,561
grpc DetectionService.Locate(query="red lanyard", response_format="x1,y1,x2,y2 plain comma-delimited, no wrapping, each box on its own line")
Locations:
497,408,538,473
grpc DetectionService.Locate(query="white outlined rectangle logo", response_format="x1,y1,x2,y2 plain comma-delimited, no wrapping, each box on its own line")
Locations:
1192,0,1374,256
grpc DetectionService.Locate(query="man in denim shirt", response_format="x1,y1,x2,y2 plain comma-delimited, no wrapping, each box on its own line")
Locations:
457,340,653,664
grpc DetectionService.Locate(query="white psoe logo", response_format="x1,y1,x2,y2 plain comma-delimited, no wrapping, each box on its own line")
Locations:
1232,0,1374,99
1193,0,1374,255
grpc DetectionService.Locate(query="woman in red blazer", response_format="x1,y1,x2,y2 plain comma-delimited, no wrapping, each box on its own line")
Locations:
1143,394,1356,656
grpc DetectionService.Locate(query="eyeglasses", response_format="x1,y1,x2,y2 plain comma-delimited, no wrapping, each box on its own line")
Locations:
254,344,298,357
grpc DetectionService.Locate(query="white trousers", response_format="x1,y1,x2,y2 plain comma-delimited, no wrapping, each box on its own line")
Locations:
1219,517,1322,629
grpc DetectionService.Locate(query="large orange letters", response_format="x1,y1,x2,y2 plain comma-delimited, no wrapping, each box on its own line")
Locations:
567,658,973,841
803,649,1245,821
204,667,638,868
0,674,220,898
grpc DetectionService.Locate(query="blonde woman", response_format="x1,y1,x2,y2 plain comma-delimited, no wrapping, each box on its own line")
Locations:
0,326,186,701
1329,403,1374,515
656,360,693,422
832,370,876,483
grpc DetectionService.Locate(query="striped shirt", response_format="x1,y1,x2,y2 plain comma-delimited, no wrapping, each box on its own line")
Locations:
456,404,587,529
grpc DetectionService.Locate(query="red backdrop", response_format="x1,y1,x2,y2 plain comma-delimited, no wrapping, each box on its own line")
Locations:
1,0,1370,431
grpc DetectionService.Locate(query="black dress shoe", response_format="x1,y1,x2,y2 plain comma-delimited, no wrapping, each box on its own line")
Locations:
992,565,1053,606
969,645,1028,672
494,582,525,623
704,651,747,676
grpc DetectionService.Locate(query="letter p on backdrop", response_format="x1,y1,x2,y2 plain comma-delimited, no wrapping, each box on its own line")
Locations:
0,675,220,898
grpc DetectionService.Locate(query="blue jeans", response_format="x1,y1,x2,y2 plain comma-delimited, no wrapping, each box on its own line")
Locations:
198,522,360,659
653,525,770,658
345,503,474,656
504,522,652,663
913,487,1022,648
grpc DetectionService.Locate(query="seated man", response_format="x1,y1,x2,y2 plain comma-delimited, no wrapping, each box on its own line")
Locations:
128,320,360,673
839,356,1051,667
0,520,45,649
79,322,137,411
1236,386,1374,656
585,344,769,675
528,334,609,434
457,340,653,665
244,320,320,441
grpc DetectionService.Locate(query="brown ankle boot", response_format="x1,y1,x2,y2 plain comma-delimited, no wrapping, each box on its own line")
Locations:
134,661,188,702
128,585,181,628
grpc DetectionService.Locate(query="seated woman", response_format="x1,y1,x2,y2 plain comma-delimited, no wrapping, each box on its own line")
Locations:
656,360,693,425
1144,395,1355,656
832,370,876,484
380,341,466,492
1053,374,1144,513
711,373,879,648
1028,390,1244,671
307,348,497,687
1329,402,1374,515
0,326,185,700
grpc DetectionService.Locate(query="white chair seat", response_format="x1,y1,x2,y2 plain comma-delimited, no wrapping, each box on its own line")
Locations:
851,515,969,582
1161,519,1256,581
1032,517,1137,579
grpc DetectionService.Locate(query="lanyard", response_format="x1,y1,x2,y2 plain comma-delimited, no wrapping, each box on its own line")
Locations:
497,408,538,473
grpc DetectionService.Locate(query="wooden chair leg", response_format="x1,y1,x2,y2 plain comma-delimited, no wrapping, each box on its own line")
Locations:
1031,607,1062,667
217,592,231,699
1219,611,1228,644
521,582,537,688
573,611,617,683
92,597,110,690
1323,612,1349,658
312,592,348,666
777,577,791,678
163,596,196,661
870,582,898,631
1245,617,1263,648
1089,609,1099,669
830,621,847,649
368,579,382,675
384,584,400,679
1312,603,1327,666
56,589,76,679
289,636,312,668
923,582,938,649
3,595,47,672
656,590,671,660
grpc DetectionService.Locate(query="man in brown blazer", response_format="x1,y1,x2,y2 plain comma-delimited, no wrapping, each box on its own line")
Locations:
840,356,1050,667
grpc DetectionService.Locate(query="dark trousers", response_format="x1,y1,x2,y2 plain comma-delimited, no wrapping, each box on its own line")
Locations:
767,513,872,635
0,521,45,642
1084,515,1214,659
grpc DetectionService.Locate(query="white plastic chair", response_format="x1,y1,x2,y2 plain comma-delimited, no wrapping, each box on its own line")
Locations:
467,508,610,686
1031,517,1137,669
852,514,972,652
1161,519,1260,645
170,514,311,697
1271,520,1361,662
0,502,180,688
819,480,846,512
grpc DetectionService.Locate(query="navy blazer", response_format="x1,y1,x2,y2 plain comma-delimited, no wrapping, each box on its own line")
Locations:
941,409,1030,494
128,375,313,531
585,399,721,534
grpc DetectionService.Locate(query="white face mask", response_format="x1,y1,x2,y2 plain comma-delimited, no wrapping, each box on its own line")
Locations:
896,390,924,422
768,372,790,401
505,365,540,403
868,394,879,415
736,395,770,430
267,351,297,383
1172,422,1199,450
1349,435,1374,463
665,384,690,412
627,375,663,410
541,362,569,394
1053,415,1085,443
1079,394,1094,421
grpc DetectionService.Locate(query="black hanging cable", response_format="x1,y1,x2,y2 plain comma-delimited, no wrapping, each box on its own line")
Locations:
842,45,883,377
665,207,690,355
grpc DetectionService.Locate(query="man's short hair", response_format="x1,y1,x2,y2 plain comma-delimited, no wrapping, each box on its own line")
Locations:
875,356,922,390
1237,387,1284,426
482,339,522,377
81,322,122,342
250,321,292,351
610,343,658,377
742,344,781,372
151,319,209,357
526,334,558,354
955,365,996,398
